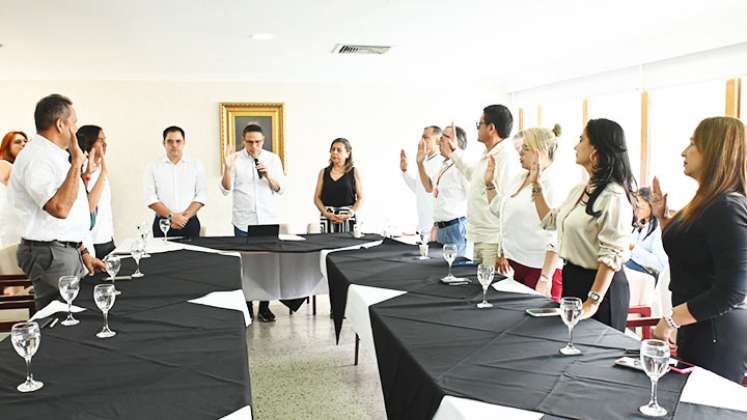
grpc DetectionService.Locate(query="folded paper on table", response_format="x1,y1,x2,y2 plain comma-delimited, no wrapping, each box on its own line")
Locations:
491,278,541,295
433,396,544,420
188,289,251,327
679,367,747,412
30,300,86,321
278,234,305,241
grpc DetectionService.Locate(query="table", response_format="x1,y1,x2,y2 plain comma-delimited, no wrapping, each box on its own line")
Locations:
326,239,747,420
175,234,383,306
0,250,252,420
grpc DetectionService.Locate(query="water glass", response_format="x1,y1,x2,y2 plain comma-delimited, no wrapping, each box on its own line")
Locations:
58,275,80,326
476,264,495,308
159,218,171,242
94,284,117,338
130,240,145,278
10,321,43,392
559,297,583,356
442,244,457,281
639,339,671,417
104,255,123,294
418,243,429,260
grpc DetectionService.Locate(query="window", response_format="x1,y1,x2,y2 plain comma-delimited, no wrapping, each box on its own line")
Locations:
542,99,585,198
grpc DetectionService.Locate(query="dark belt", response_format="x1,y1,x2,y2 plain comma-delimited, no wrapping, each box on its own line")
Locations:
434,217,465,229
21,239,82,249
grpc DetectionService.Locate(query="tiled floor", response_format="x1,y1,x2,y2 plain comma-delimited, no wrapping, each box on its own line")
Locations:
247,298,387,420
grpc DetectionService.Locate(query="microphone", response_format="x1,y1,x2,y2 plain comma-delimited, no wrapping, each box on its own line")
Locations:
254,158,263,178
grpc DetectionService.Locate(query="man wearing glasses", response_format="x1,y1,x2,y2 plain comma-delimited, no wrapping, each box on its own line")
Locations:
144,126,208,239
442,105,518,268
221,123,284,322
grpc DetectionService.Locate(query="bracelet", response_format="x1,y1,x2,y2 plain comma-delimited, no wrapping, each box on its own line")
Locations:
531,184,543,195
80,248,90,257
538,274,551,283
485,184,496,191
665,315,680,330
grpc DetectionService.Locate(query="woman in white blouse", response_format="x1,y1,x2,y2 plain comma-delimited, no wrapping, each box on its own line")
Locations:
485,125,564,300
531,118,636,331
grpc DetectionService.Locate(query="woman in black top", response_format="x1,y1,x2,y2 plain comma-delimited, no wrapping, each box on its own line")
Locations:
652,116,747,383
313,138,363,232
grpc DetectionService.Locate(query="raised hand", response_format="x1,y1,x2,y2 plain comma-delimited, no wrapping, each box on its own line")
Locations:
484,155,496,187
651,176,669,222
69,127,85,167
399,149,408,172
416,140,427,164
224,148,237,169
527,151,542,186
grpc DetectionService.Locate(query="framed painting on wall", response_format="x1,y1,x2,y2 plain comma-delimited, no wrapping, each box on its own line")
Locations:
219,102,285,170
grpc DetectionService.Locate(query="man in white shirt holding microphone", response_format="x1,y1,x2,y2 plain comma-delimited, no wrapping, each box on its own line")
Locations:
221,123,284,322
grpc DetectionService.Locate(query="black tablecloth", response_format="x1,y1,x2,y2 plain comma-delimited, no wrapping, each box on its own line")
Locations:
326,238,501,343
327,240,742,420
0,250,252,420
174,232,383,253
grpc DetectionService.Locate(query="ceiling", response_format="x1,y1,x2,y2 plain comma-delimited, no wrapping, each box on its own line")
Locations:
1,0,745,89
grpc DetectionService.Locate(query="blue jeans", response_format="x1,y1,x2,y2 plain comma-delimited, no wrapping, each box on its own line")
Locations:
435,218,467,257
233,226,269,311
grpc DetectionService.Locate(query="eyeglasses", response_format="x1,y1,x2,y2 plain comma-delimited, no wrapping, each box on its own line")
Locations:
476,121,490,129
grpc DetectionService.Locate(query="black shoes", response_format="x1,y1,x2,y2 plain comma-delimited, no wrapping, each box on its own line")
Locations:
257,308,276,323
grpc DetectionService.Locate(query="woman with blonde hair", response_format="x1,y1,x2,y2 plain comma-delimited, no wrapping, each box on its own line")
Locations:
486,124,564,300
652,116,747,383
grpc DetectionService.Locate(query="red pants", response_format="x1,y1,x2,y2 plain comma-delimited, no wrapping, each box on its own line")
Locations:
508,259,563,301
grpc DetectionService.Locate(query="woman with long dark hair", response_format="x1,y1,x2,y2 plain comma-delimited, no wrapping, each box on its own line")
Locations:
626,187,667,280
313,138,363,233
76,125,116,258
652,116,747,383
531,118,636,331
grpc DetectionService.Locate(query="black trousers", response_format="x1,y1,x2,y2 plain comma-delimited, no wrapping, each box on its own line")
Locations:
93,240,116,259
152,216,201,238
677,306,747,383
563,262,630,332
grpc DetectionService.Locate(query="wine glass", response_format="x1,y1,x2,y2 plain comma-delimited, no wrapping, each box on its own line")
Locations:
10,321,43,392
559,297,583,356
58,275,80,326
104,255,122,295
442,244,457,281
639,339,671,417
139,222,152,258
94,284,117,338
159,218,171,242
130,240,145,278
476,264,495,308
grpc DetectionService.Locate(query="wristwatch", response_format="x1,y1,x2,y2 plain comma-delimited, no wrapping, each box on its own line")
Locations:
167,212,174,221
587,290,602,305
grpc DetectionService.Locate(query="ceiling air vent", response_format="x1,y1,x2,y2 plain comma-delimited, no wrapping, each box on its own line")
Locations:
332,44,391,55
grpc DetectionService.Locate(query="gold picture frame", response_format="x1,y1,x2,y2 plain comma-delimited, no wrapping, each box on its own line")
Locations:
219,102,285,170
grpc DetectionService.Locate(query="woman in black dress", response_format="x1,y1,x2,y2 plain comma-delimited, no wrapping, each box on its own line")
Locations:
313,138,364,233
652,116,747,383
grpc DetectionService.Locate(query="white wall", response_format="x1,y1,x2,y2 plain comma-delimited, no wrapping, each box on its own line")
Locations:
0,80,507,240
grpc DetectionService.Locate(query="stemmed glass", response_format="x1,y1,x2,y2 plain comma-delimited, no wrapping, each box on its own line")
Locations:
94,284,117,338
104,255,122,295
476,264,495,308
130,240,145,278
559,297,583,356
10,321,44,392
159,218,171,242
639,339,671,417
139,222,152,258
441,244,457,281
417,233,429,260
58,275,80,326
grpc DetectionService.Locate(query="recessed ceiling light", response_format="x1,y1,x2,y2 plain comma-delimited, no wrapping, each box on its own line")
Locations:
250,33,275,41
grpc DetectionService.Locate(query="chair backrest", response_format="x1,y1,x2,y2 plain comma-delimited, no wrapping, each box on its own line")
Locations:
246,224,280,238
0,245,22,275
307,223,321,234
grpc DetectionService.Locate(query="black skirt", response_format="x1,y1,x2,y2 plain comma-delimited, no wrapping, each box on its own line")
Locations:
562,262,630,332
677,306,747,383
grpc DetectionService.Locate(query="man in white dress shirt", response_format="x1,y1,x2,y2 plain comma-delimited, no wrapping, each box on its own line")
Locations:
422,125,470,256
444,105,518,267
221,123,284,322
399,125,442,238
11,94,106,309
144,126,208,238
